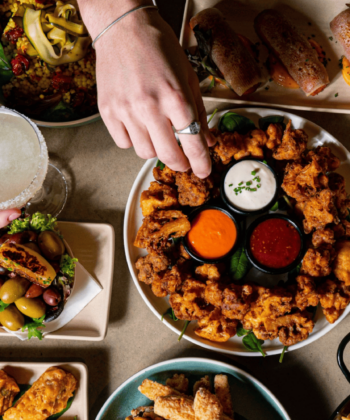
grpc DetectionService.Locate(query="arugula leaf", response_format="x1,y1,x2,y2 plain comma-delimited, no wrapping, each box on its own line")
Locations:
0,301,10,313
279,346,288,363
218,112,255,135
178,320,190,342
48,394,75,419
60,254,78,278
242,333,266,357
161,307,179,322
236,326,251,337
22,315,45,340
258,115,286,131
229,245,251,281
0,42,13,86
30,213,57,232
156,159,165,170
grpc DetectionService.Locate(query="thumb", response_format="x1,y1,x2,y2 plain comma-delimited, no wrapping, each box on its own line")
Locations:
0,209,21,229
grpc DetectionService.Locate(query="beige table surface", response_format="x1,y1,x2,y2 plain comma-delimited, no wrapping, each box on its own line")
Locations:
1,1,350,420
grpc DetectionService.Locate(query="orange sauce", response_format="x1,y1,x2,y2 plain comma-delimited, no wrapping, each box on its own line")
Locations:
267,53,299,89
187,209,237,259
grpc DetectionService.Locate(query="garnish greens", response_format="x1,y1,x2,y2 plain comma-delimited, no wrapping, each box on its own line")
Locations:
207,108,218,124
229,245,251,281
162,307,190,341
218,112,255,135
178,321,190,342
258,115,286,131
8,212,58,234
0,42,13,85
231,168,261,196
279,346,288,363
60,255,78,278
0,301,10,312
237,326,266,357
156,159,165,170
22,315,46,340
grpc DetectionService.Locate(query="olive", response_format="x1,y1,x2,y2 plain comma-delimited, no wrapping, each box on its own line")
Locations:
25,284,44,299
0,231,37,246
38,231,65,261
15,297,46,319
23,242,41,254
0,277,5,290
43,287,61,306
0,277,30,304
0,305,25,331
45,300,64,322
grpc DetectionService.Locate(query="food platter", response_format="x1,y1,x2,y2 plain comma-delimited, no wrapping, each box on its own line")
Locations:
180,0,350,113
0,361,88,419
124,107,350,356
96,357,290,420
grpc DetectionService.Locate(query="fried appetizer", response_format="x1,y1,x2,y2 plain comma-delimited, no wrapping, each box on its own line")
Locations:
273,120,308,161
134,210,191,251
166,374,189,394
274,311,314,346
312,228,335,248
0,243,56,288
193,376,211,396
195,264,225,282
190,8,262,96
136,251,170,284
214,375,233,418
3,367,77,420
329,173,350,219
153,165,177,186
175,171,213,207
193,387,223,420
255,9,329,96
129,405,165,420
317,279,350,323
0,370,19,416
154,396,194,420
292,275,319,311
221,284,255,320
266,123,283,150
139,379,181,401
331,6,350,61
334,240,350,285
140,182,179,216
301,247,335,277
194,307,238,342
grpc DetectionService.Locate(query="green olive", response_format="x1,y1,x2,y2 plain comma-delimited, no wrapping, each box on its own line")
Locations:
23,242,41,254
38,231,65,261
0,305,25,331
15,297,46,318
0,277,30,304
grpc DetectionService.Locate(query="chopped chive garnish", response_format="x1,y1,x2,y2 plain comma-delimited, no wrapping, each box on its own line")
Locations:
257,184,261,188
239,181,243,186
229,184,233,186
246,181,252,186
335,93,339,97
251,171,256,176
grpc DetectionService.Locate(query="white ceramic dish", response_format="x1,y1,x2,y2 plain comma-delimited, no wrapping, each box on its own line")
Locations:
180,0,350,113
0,362,88,419
124,107,350,356
0,222,115,341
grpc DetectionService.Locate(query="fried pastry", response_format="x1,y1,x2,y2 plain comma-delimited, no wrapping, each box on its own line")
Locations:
3,367,77,420
193,387,223,420
166,374,189,394
0,370,19,416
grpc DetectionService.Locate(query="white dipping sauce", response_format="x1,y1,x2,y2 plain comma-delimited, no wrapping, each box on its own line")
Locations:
224,160,276,211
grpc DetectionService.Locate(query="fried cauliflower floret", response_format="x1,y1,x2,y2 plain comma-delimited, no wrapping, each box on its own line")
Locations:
273,120,308,160
214,131,248,164
254,287,293,318
317,279,350,323
243,129,266,159
140,182,178,216
221,284,255,320
301,247,335,277
293,275,319,310
266,123,283,149
195,264,225,282
153,165,177,186
333,240,350,285
166,374,189,394
136,251,170,284
312,228,335,248
306,147,340,172
134,210,190,252
175,170,214,207
303,189,339,234
169,279,213,320
329,173,350,219
194,308,238,342
274,311,314,346
204,281,224,308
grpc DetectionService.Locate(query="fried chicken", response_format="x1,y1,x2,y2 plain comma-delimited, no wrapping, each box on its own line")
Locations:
301,247,335,277
273,120,308,160
194,307,238,342
333,240,350,285
317,279,350,323
214,375,233,418
194,387,223,420
170,279,213,320
266,123,283,150
134,210,191,252
303,189,339,233
175,170,214,207
153,165,177,186
312,228,335,248
140,182,179,216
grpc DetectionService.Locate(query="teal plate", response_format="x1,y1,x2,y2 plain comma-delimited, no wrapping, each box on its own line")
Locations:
96,358,290,420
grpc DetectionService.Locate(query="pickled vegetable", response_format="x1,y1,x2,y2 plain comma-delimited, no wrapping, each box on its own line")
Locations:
43,287,61,306
15,297,46,318
23,242,41,254
25,284,44,299
0,276,30,303
0,305,25,331
38,231,65,261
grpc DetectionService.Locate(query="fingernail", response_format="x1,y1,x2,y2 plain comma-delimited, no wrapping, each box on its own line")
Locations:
8,213,20,222
197,172,210,179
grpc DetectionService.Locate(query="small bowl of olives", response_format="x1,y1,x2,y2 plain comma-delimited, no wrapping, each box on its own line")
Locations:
0,212,77,338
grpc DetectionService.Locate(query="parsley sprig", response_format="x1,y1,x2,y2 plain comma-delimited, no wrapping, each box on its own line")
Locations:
60,255,78,278
0,301,10,312
8,212,58,234
21,315,46,340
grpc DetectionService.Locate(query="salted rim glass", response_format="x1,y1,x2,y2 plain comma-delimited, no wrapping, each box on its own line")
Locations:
0,106,49,211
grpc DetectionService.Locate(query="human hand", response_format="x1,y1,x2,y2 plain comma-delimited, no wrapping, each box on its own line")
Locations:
79,0,215,178
0,209,21,229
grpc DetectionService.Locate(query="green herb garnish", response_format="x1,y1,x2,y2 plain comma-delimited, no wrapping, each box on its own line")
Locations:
0,301,10,313
22,315,46,340
60,254,78,278
178,321,190,342
279,346,288,363
8,212,58,234
207,108,218,124
237,327,266,357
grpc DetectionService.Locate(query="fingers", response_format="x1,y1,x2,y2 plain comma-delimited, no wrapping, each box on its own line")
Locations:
104,119,133,149
0,208,21,229
124,121,157,160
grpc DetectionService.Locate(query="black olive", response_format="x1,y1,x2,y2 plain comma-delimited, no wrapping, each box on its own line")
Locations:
45,300,64,323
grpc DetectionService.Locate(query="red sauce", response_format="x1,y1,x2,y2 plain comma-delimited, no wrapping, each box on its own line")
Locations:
187,209,237,260
250,218,301,269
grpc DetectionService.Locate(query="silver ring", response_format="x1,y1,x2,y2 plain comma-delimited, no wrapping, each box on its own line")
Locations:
174,121,201,135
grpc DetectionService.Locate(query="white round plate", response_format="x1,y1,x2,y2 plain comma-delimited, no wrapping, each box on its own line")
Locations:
124,107,350,357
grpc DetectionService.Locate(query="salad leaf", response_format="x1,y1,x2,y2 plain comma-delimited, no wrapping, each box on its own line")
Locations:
22,315,46,340
42,100,76,123
236,326,251,337
218,112,255,135
258,115,286,131
279,346,288,363
242,333,266,357
156,159,165,170
48,394,75,419
229,245,251,281
0,301,10,313
0,42,13,86
8,212,58,234
7,217,31,234
60,254,78,278
161,307,179,322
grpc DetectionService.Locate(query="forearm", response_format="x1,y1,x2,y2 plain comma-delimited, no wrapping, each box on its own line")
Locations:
77,0,154,39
